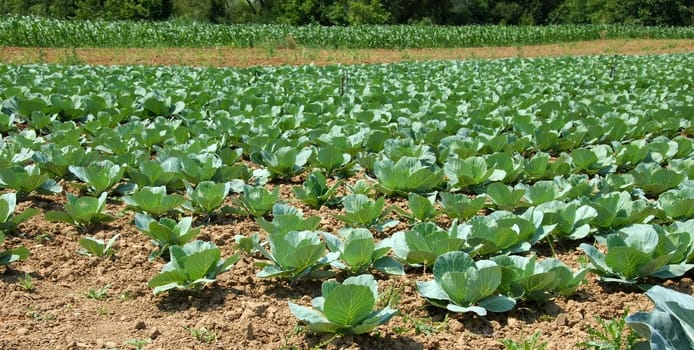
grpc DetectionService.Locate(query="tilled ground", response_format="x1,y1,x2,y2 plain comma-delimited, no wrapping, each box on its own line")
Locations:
1,179,692,350
1,39,694,68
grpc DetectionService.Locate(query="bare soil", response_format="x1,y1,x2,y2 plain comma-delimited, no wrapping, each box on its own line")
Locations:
2,179,693,350
0,39,693,67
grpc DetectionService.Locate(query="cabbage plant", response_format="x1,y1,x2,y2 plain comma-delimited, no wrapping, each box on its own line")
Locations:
45,192,114,229
182,181,230,215
250,146,312,180
323,228,404,276
537,200,598,240
0,164,62,197
253,230,336,280
334,194,395,230
289,274,398,335
0,231,29,266
491,255,588,302
580,224,694,284
134,214,200,261
374,156,443,196
392,222,465,267
0,193,39,234
148,240,239,295
256,204,321,236
626,285,694,350
292,171,342,209
125,158,182,189
68,159,125,194
231,184,279,217
123,185,185,217
416,251,516,316
438,192,486,220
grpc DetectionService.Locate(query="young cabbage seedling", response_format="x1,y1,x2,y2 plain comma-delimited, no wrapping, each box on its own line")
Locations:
289,274,398,334
323,228,404,276
253,230,336,280
78,234,120,258
123,185,185,217
0,192,39,234
45,192,115,230
292,171,343,209
148,240,240,295
230,184,280,218
416,251,516,316
134,213,200,261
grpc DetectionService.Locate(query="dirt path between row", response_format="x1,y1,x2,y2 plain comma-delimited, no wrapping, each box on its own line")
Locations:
1,39,693,67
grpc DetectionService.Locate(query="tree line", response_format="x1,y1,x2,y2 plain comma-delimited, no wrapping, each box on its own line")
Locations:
1,0,693,26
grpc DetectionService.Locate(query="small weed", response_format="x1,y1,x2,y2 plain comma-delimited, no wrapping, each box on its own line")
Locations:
119,291,135,302
33,232,53,243
378,284,403,308
538,314,556,322
98,306,111,315
86,284,110,300
394,314,448,336
124,338,150,350
17,273,34,292
26,306,56,322
184,326,216,343
576,310,641,350
278,325,304,350
501,332,547,350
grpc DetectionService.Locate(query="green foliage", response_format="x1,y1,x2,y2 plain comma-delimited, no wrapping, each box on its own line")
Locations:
577,310,641,350
256,204,321,236
45,192,115,229
69,159,125,195
253,230,335,280
323,228,404,275
626,285,694,350
230,184,280,217
134,214,200,261
312,147,357,177
289,274,398,334
182,181,230,215
148,240,239,295
631,162,685,195
392,222,465,267
501,332,547,350
537,200,598,240
0,164,62,197
126,158,182,189
0,192,39,234
491,255,588,302
250,146,312,180
292,171,342,209
0,231,30,266
580,224,694,284
461,208,548,257
86,284,110,300
184,325,217,343
439,192,485,220
416,251,516,316
123,185,185,217
374,156,443,196
78,234,119,257
334,194,396,230
444,156,500,191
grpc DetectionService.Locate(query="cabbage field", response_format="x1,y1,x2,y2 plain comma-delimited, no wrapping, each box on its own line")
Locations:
0,53,693,349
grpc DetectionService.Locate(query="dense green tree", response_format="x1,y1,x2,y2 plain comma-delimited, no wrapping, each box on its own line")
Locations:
0,0,691,25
